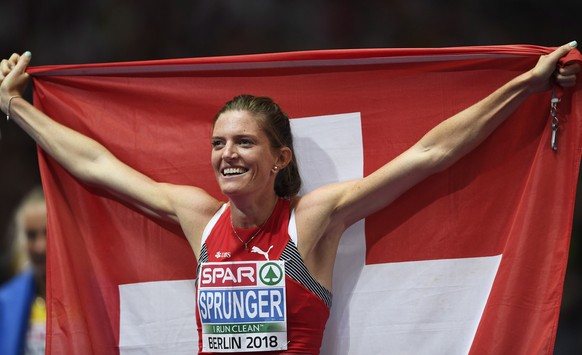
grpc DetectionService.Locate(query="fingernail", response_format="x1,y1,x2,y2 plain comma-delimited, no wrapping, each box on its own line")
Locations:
568,40,577,48
24,51,31,57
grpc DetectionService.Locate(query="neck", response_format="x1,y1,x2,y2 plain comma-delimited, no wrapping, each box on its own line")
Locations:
229,193,279,228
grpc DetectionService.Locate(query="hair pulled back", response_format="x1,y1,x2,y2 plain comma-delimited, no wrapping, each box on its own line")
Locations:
214,95,302,198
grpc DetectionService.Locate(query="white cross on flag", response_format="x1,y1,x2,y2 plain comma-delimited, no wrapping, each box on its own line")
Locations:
30,45,581,354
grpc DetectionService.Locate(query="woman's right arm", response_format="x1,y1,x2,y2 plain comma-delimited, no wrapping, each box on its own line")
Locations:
0,52,221,230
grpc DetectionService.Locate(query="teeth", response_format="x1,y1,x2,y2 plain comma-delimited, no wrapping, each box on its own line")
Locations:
223,167,247,176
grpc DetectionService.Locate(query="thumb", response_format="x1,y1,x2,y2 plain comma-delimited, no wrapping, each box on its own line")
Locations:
2,51,32,99
547,41,577,63
13,51,32,74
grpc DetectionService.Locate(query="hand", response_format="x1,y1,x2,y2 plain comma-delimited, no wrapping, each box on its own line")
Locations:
528,41,580,93
0,51,31,113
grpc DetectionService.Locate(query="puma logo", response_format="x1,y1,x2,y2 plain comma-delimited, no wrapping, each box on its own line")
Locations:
251,245,274,260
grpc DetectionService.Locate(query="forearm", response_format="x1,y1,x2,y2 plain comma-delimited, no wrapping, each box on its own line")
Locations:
9,96,111,183
332,72,537,226
8,96,185,220
417,71,533,172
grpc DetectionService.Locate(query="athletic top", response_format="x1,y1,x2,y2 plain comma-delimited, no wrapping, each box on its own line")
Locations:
196,198,332,354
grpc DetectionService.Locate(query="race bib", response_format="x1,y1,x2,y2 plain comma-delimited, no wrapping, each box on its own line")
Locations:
198,261,288,352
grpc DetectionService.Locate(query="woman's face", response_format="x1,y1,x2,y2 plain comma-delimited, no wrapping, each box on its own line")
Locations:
23,202,47,274
211,110,281,198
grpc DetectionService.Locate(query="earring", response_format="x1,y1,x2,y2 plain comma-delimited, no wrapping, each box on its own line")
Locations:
272,165,279,172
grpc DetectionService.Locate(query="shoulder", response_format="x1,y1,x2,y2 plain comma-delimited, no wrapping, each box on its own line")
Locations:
291,181,355,229
289,193,346,289
164,184,221,210
164,184,224,254
290,186,350,248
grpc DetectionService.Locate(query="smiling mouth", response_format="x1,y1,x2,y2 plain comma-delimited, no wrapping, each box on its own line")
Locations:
222,167,248,176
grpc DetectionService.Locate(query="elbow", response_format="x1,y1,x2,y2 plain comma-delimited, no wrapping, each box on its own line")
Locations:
431,147,471,174
66,150,110,186
430,151,454,173
69,161,101,187
417,144,459,175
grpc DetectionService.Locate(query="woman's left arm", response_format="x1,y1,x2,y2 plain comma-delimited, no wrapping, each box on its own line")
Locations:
412,42,579,173
313,42,580,230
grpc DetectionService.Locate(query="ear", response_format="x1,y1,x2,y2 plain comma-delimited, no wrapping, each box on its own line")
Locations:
274,146,292,170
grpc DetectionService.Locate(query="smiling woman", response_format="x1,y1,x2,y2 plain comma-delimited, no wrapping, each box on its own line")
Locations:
211,106,290,207
213,95,302,199
0,43,579,354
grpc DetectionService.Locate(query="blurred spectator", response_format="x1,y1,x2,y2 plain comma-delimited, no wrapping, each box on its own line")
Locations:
0,187,46,355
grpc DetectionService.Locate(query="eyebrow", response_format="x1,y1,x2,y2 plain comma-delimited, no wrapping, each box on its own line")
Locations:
211,133,260,140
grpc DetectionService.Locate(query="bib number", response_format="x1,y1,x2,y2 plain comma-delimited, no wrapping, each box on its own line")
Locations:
198,261,288,352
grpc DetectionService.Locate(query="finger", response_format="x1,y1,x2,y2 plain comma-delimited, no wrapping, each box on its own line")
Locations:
13,51,31,74
555,73,577,87
558,63,581,75
546,41,578,63
556,78,576,88
0,59,9,75
1,53,21,75
8,53,20,67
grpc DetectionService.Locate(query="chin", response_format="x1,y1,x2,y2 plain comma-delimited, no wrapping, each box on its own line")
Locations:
218,183,245,198
217,175,250,193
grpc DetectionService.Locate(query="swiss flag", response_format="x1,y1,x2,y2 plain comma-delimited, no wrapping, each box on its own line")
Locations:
29,45,581,354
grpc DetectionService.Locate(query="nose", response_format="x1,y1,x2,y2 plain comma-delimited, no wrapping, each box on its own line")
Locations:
27,229,47,256
32,235,47,255
222,142,238,161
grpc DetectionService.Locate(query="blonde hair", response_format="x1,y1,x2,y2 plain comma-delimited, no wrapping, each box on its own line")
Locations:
11,186,46,274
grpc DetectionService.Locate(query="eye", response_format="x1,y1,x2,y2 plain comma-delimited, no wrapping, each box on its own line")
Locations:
26,229,45,240
211,139,224,149
239,138,254,146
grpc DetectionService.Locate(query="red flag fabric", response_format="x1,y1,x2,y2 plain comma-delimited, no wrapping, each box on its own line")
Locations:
29,45,581,354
